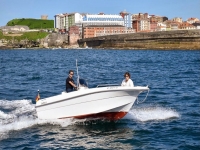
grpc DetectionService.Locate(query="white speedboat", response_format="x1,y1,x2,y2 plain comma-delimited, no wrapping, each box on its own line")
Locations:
36,60,149,121
36,79,149,121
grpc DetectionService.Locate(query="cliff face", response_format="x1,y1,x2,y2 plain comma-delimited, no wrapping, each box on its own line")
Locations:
0,33,69,49
78,30,200,50
42,33,68,47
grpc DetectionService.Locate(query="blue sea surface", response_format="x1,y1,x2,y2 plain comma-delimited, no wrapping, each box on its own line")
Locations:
0,49,199,149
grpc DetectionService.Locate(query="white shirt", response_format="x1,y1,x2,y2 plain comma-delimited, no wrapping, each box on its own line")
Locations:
121,79,134,87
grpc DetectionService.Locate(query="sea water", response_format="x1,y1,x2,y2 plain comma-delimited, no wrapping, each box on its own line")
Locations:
0,49,199,149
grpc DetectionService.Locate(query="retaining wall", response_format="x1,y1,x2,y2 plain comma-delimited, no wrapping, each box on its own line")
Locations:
78,30,200,50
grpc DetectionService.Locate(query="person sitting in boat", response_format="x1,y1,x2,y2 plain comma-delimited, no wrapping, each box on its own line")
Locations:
66,70,77,92
121,72,134,87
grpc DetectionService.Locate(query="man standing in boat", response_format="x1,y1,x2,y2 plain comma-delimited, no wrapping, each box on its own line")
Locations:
66,70,77,92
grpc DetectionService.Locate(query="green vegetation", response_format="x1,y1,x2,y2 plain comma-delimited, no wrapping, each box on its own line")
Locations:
15,31,49,41
0,30,12,40
0,30,49,41
7,18,54,29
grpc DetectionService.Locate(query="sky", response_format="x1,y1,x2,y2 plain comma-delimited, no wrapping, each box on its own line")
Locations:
0,0,200,26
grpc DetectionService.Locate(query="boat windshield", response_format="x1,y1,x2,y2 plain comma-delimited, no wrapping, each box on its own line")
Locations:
79,79,88,87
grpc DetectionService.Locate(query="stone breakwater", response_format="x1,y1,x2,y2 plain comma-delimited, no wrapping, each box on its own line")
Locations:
78,29,200,50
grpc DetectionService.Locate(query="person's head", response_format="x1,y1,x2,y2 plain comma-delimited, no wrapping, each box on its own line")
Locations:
124,72,131,81
69,70,74,78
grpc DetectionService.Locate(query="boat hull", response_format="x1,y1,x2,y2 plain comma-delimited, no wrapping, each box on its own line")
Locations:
36,86,148,121
73,112,128,121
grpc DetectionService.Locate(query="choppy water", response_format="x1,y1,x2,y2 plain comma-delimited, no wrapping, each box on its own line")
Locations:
0,49,199,149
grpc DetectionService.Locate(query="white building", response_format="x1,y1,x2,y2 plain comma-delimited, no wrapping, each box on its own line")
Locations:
157,22,166,31
187,18,199,24
68,13,83,33
0,25,29,33
54,13,68,30
140,20,150,31
81,13,124,26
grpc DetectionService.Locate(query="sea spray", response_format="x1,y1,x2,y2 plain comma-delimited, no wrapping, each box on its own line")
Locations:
124,106,180,121
0,99,75,140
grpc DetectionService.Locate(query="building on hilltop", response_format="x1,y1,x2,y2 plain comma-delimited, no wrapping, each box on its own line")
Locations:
41,15,48,20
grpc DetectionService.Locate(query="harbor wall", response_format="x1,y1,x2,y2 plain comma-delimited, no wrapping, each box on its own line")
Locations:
78,29,200,50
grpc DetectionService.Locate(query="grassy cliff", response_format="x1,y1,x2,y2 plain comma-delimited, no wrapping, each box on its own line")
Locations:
0,30,49,41
7,18,54,29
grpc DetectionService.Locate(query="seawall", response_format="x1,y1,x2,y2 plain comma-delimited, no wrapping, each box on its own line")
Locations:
78,29,200,50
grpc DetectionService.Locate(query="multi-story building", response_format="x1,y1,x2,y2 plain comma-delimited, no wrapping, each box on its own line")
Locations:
81,13,125,37
179,22,196,30
149,15,168,22
68,13,82,28
149,15,158,31
132,13,149,20
164,20,181,30
140,19,150,31
171,23,180,30
81,13,124,26
150,21,158,31
132,13,150,32
83,25,135,38
55,12,125,37
157,22,166,31
172,17,183,23
187,18,199,24
54,13,68,30
132,19,150,32
119,10,132,28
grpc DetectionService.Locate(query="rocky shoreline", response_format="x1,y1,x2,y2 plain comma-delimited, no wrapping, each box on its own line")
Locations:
1,30,200,50
1,46,199,50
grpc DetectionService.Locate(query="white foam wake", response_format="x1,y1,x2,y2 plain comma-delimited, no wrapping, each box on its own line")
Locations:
0,99,75,140
124,106,180,121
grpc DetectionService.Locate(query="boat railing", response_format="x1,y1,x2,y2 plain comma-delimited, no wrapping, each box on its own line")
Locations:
96,84,120,88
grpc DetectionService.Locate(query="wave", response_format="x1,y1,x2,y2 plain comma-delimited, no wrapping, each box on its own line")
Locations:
0,99,180,140
0,99,76,140
124,106,180,121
